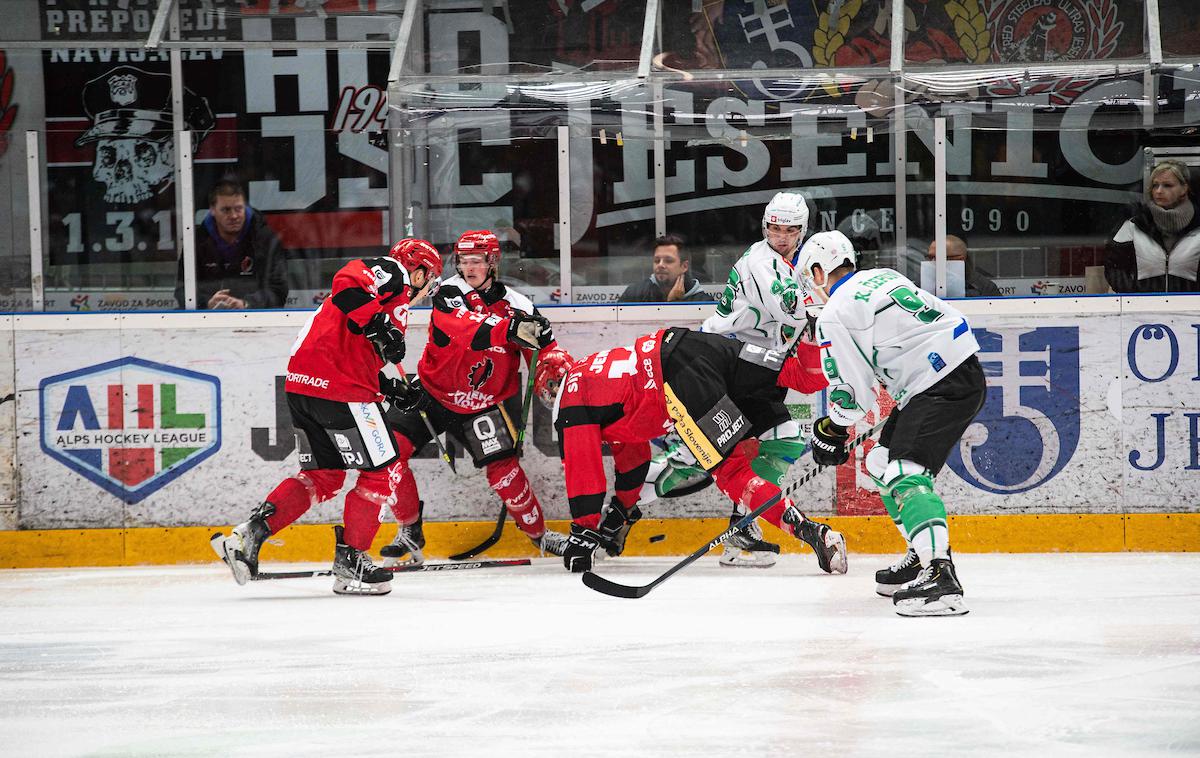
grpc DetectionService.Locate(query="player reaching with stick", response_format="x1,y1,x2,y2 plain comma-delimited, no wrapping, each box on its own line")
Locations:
547,327,843,574
796,231,985,616
213,238,441,596
379,230,572,565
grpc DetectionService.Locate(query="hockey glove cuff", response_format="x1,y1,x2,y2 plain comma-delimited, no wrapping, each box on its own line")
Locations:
363,312,407,365
810,416,850,467
507,313,551,351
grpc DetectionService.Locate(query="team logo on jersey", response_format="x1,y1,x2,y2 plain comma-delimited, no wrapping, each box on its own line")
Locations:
39,357,221,502
468,358,495,391
948,326,1080,494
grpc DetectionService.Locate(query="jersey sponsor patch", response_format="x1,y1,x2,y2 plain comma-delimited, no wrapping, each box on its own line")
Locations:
462,405,516,461
737,342,785,370
350,401,396,468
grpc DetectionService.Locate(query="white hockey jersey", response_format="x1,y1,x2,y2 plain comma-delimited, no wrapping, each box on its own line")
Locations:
816,268,980,427
701,240,809,351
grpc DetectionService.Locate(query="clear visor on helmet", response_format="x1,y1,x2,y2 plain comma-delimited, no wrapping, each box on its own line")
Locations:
457,253,489,267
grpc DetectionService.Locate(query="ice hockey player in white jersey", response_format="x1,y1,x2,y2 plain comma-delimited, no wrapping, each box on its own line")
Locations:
654,190,844,571
797,230,986,617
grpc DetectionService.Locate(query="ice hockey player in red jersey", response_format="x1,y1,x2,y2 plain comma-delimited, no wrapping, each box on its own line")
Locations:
213,238,443,595
550,327,848,574
379,230,572,563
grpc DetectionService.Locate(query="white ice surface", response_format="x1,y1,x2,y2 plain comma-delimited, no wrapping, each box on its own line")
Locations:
2,553,1199,758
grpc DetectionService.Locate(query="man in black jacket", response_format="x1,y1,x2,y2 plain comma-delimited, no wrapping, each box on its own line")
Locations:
175,180,289,309
618,234,712,303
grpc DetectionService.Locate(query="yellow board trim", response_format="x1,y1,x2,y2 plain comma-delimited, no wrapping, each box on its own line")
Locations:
1,513,1197,569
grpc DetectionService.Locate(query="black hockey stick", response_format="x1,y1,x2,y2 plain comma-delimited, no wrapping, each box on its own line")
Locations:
581,419,885,599
249,558,531,580
449,349,539,560
447,504,508,560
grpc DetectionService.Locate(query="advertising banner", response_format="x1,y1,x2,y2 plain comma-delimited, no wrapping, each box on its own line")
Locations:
11,303,1200,529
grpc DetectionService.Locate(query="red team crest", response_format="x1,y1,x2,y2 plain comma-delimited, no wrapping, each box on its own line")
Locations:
468,358,495,391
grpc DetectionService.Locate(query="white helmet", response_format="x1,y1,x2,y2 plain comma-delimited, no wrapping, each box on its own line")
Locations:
761,192,809,238
796,231,857,314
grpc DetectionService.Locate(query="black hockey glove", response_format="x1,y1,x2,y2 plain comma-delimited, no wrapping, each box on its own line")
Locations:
810,416,850,467
363,312,406,365
380,375,429,413
563,522,603,573
597,497,642,557
507,313,551,351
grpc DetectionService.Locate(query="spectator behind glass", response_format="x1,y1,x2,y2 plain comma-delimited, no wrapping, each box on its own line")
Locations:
175,180,289,309
1105,160,1200,293
618,234,711,303
926,235,1001,297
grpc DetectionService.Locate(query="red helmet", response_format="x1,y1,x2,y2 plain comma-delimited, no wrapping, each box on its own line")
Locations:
454,230,501,274
388,238,444,279
534,348,574,407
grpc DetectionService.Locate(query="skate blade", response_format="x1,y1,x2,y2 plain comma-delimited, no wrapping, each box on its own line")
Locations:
382,552,424,569
894,594,968,617
215,534,252,586
718,549,778,569
824,532,848,574
332,578,392,596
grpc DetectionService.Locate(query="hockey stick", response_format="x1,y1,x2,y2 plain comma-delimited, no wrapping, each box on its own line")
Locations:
389,369,457,475
249,558,531,580
581,419,885,599
449,349,539,561
447,503,508,560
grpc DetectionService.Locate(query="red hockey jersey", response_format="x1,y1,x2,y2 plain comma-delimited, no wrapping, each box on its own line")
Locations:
555,330,826,515
417,275,558,413
285,256,416,402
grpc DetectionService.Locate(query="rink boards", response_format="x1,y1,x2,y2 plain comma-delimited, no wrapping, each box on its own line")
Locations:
4,296,1200,566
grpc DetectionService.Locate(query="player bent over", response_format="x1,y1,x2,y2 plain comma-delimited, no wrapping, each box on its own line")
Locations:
676,190,822,567
213,239,442,595
379,230,572,564
550,327,845,574
797,231,985,617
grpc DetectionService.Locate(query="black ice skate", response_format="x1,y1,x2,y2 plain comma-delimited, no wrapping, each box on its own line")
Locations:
531,530,569,557
875,548,921,597
218,502,275,586
783,506,847,574
332,525,392,596
381,501,425,568
719,513,780,568
892,558,968,617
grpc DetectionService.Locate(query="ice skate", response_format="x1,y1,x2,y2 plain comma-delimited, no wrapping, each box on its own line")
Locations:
782,506,847,574
332,525,392,596
875,548,921,597
719,514,779,568
893,558,968,617
216,503,274,586
531,529,569,557
381,503,425,568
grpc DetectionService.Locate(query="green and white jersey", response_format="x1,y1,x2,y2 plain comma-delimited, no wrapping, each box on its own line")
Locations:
701,240,808,351
816,268,980,427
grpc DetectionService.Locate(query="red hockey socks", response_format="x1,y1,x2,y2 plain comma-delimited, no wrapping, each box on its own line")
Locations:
342,468,394,550
713,445,789,528
486,457,545,537
263,469,345,534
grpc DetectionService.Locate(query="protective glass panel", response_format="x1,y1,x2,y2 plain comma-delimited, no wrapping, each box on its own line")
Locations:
400,114,560,306
1159,0,1200,57
37,0,159,42
0,119,32,312
421,0,645,76
38,49,180,311
902,70,1148,298
659,0,893,73
182,49,394,310
903,0,1146,65
176,0,403,42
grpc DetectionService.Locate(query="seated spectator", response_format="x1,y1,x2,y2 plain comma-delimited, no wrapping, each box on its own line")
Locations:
175,180,288,309
1105,160,1200,293
926,235,1001,297
618,234,711,303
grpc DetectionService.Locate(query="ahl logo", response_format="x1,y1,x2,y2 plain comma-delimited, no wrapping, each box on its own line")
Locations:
39,357,221,502
948,327,1080,494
